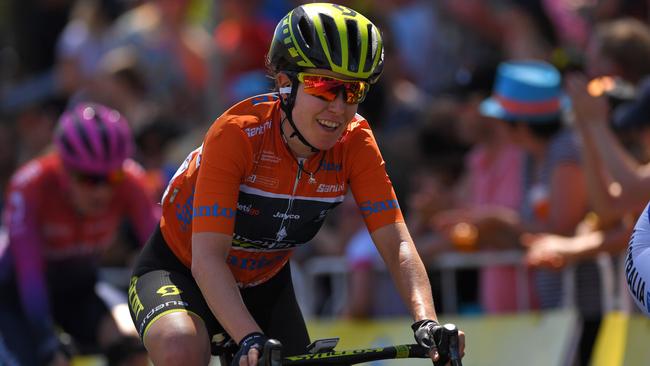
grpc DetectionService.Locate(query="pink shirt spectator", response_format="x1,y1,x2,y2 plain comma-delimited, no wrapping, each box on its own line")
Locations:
465,143,534,313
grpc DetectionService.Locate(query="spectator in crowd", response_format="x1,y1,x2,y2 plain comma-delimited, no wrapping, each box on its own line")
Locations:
430,64,533,314
0,103,158,365
434,60,601,363
522,18,650,278
55,0,124,101
584,18,650,86
523,74,650,297
91,46,157,134
110,0,214,126
212,0,276,104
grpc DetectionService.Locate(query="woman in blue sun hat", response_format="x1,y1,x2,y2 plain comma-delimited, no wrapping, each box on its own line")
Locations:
452,59,600,363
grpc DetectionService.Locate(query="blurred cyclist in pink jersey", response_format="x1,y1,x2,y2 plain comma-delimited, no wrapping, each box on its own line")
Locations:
0,102,158,365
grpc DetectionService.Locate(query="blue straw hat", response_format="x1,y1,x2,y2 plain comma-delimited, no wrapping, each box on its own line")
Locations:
480,60,568,122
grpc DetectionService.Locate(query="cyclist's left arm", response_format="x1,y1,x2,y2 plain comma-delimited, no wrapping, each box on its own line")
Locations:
371,223,438,322
346,121,464,363
3,176,61,362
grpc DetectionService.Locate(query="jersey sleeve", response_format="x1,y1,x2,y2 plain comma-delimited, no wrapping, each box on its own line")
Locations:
120,160,161,245
192,118,253,235
628,202,650,316
2,171,59,355
346,122,404,233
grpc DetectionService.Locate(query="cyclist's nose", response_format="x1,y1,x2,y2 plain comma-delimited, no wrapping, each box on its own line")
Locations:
327,90,346,113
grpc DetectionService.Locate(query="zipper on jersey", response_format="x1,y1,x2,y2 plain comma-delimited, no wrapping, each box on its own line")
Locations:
274,159,303,243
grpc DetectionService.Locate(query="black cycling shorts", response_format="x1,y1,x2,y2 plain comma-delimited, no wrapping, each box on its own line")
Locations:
128,226,310,356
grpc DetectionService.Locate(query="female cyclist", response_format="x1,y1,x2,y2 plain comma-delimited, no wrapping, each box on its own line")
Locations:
127,3,465,366
0,103,159,365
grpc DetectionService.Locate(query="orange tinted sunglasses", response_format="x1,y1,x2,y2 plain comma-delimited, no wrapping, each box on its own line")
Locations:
297,72,369,104
70,169,125,186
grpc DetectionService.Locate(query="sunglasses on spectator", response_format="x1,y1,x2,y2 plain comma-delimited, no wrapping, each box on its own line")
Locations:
69,170,124,186
297,72,369,104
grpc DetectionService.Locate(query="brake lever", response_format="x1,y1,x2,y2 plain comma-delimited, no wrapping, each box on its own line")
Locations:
444,324,462,366
259,339,283,366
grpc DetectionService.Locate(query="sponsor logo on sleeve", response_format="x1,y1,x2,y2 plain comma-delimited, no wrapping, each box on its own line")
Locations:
359,199,399,217
175,191,235,231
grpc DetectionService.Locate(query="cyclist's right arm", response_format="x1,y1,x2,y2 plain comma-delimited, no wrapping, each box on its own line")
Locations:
191,232,262,341
3,168,61,363
189,120,263,365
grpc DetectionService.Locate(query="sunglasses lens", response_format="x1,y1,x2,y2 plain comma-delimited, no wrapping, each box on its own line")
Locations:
343,82,367,104
300,74,368,104
302,76,340,102
71,170,124,186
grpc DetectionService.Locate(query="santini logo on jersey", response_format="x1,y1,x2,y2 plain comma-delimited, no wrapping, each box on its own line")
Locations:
317,183,345,193
359,199,399,217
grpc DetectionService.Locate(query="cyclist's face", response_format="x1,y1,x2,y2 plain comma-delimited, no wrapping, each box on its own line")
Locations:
67,174,115,215
283,69,360,157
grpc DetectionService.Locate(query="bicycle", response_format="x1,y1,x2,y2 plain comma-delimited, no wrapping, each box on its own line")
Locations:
218,323,463,366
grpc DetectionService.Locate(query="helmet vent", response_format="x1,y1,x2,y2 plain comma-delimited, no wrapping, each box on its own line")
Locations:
92,115,110,159
346,19,359,72
116,128,126,162
319,13,342,66
363,24,375,73
74,117,96,158
59,133,76,158
298,17,314,49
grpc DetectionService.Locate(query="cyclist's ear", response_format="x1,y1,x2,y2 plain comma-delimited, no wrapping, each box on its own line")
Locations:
276,72,293,102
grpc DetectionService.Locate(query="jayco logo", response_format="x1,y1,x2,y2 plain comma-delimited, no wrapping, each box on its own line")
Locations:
273,212,300,220
359,199,399,217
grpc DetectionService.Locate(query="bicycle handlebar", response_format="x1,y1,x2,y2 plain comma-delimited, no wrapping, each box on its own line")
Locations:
256,341,461,365
253,322,463,365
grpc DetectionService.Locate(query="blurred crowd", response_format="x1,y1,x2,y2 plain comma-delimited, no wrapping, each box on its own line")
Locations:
2,0,650,365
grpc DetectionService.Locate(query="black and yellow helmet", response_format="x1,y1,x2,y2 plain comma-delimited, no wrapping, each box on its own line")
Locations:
267,3,384,84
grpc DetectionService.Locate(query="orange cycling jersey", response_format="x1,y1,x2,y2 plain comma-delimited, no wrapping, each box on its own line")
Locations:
160,94,404,287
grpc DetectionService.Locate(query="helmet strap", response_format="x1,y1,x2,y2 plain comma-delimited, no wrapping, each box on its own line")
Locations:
278,73,320,153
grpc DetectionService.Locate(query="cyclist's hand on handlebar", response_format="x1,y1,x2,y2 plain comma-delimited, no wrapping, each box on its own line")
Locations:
232,332,269,366
412,320,465,365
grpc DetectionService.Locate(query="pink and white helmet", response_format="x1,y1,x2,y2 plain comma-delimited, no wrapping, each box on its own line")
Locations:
55,103,133,175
